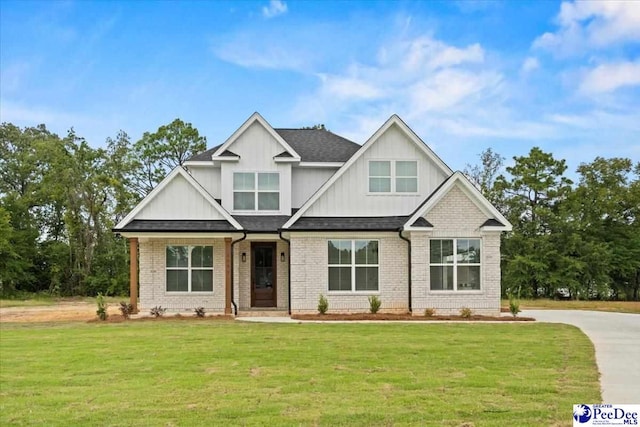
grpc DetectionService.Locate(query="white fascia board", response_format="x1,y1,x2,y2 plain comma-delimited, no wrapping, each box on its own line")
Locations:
481,225,512,232
212,112,301,161
273,157,300,163
401,226,433,233
297,162,344,168
404,171,512,230
283,114,447,229
211,155,240,162
183,161,213,166
114,167,243,230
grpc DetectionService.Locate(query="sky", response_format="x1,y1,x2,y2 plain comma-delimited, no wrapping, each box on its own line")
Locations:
1,0,639,176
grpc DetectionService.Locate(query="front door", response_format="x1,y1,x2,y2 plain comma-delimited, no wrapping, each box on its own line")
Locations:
251,242,277,307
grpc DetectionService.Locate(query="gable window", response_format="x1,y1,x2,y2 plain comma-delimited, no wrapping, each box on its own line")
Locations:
369,160,418,193
430,239,481,291
233,172,279,211
166,245,213,292
328,240,379,292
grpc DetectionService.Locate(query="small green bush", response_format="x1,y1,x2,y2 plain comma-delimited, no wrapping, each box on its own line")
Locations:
318,294,328,315
119,302,134,319
368,295,381,314
459,307,472,319
150,306,166,318
424,308,436,317
96,293,108,321
507,287,521,318
194,307,206,317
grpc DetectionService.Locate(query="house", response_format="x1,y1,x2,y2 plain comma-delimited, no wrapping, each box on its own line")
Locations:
113,113,512,316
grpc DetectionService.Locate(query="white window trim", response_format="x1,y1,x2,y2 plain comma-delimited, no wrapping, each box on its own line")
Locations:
165,245,214,294
232,171,280,212
429,238,482,292
367,160,419,194
327,239,380,293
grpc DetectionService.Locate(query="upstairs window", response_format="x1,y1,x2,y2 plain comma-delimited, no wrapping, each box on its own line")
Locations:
233,172,280,211
369,160,417,193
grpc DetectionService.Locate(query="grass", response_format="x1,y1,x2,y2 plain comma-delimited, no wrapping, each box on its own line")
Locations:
501,298,640,314
0,321,599,426
0,294,125,308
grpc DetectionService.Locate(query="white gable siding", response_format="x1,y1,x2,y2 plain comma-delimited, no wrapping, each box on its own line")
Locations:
303,124,449,216
136,173,226,220
291,167,337,208
219,121,292,215
188,166,221,199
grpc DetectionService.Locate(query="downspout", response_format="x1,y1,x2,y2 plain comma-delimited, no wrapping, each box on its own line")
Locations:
398,227,412,314
278,230,291,315
230,232,247,316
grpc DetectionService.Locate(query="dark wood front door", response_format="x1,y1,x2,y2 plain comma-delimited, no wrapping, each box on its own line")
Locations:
251,242,277,307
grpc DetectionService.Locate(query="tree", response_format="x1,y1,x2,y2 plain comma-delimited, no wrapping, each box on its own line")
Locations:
463,148,505,206
130,119,206,197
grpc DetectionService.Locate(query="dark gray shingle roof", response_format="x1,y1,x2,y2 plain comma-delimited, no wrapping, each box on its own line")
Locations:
188,129,360,163
114,220,236,232
482,218,504,227
233,216,291,232
286,216,430,231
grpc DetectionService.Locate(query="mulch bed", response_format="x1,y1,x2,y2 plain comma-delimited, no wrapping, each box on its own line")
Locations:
88,314,235,323
291,313,535,321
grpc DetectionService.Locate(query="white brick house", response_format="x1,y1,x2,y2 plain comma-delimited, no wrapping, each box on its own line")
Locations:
114,113,511,316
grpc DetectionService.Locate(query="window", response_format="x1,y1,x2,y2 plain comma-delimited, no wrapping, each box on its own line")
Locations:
166,245,213,292
328,240,379,292
233,172,279,211
430,239,481,291
368,160,418,193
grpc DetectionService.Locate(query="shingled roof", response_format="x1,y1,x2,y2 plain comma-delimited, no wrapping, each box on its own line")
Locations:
188,128,360,163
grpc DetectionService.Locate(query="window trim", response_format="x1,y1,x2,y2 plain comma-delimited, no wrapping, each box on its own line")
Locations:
232,171,280,212
327,239,380,293
165,245,214,294
367,160,419,194
429,238,482,292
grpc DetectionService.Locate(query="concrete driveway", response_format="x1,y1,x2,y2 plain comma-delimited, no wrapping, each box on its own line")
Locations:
522,310,640,404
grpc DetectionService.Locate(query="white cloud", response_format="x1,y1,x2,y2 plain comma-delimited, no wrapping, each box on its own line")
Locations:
579,60,640,95
521,57,539,73
533,1,640,55
262,0,287,19
212,35,311,71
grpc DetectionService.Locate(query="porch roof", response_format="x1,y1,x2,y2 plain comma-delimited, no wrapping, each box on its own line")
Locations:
114,219,237,232
285,216,432,231
233,215,291,233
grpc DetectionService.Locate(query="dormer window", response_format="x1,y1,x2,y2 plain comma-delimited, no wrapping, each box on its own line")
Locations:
369,160,417,193
233,172,280,211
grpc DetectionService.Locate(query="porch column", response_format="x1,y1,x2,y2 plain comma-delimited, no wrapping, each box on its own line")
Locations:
224,237,232,314
129,237,138,313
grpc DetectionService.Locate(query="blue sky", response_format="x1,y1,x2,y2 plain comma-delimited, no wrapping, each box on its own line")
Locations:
1,0,639,176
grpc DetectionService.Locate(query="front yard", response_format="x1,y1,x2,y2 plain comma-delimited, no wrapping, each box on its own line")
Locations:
0,320,599,426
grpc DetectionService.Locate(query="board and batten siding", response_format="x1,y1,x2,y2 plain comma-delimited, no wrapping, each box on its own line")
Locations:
187,166,221,200
291,167,338,208
410,183,502,315
303,124,449,217
136,173,226,220
218,121,292,215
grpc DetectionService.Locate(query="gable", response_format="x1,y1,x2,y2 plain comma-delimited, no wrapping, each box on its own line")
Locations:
222,121,293,169
285,117,451,222
136,173,225,220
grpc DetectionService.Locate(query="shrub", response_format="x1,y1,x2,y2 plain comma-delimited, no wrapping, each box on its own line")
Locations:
459,307,472,319
424,308,436,317
318,294,328,315
150,306,166,318
96,293,108,321
119,302,134,319
194,307,206,317
508,288,521,318
368,295,381,314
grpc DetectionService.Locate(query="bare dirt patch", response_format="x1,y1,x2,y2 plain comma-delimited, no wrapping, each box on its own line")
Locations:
0,301,120,323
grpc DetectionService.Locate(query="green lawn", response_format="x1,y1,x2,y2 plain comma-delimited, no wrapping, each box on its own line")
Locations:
0,321,599,426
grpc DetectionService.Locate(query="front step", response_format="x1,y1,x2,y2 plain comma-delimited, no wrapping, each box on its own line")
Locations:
237,309,289,317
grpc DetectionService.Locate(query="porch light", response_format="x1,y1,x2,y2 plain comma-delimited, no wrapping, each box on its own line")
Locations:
242,252,246,262
280,252,285,262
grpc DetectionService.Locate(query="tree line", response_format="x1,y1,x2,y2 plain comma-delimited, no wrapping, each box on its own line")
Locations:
0,120,205,296
1,120,638,300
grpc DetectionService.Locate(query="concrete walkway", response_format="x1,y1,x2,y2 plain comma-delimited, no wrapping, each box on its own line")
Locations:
522,310,640,404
